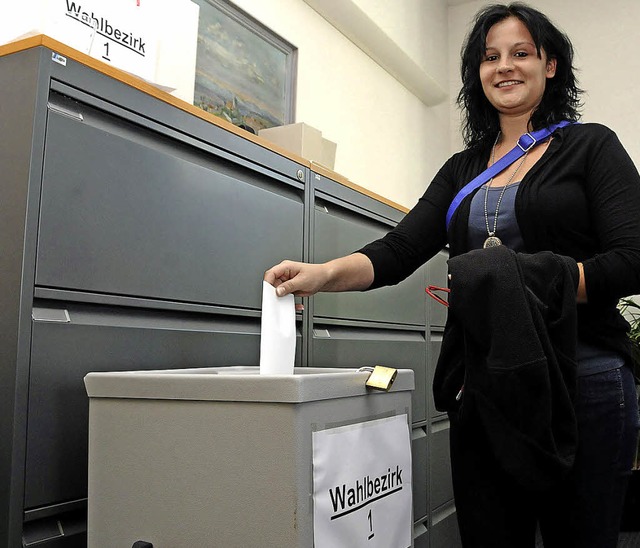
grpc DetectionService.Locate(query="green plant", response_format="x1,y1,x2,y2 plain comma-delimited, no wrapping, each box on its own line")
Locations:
619,297,640,474
619,297,640,370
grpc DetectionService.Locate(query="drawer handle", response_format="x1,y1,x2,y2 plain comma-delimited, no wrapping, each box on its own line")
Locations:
32,307,70,323
47,102,84,122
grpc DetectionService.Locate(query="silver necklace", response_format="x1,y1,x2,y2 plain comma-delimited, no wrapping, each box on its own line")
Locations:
483,132,529,249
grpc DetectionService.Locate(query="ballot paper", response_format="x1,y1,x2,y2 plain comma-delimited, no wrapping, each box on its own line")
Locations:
259,281,296,375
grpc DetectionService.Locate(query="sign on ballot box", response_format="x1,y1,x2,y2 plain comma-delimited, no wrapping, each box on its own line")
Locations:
312,414,413,548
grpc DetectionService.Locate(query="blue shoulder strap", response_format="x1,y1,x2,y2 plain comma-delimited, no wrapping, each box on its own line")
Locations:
445,121,573,230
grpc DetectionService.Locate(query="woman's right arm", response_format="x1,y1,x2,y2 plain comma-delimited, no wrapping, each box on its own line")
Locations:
265,155,459,298
264,253,375,297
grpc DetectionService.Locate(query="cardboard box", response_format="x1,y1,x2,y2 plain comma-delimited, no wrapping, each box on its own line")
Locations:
319,137,337,170
259,122,337,170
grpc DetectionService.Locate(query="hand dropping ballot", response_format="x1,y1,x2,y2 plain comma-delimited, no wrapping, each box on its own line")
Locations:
259,281,295,375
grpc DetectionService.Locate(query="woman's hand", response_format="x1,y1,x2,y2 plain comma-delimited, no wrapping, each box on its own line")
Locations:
264,260,331,297
264,253,375,297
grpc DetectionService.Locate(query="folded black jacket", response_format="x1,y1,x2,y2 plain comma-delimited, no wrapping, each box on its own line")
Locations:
433,246,580,491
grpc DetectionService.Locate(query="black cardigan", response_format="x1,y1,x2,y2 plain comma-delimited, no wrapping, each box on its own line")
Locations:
359,123,640,362
433,246,579,489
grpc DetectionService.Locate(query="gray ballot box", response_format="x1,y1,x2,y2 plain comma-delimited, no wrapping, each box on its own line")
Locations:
84,366,414,548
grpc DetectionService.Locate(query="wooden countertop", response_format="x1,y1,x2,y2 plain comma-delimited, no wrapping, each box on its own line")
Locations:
0,34,408,214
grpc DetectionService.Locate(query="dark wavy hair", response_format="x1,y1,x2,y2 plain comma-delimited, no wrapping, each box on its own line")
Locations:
457,2,583,149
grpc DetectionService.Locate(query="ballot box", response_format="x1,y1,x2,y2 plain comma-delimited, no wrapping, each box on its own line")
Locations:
84,366,414,548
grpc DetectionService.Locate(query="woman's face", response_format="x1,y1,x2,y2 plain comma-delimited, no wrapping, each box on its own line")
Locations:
480,16,556,118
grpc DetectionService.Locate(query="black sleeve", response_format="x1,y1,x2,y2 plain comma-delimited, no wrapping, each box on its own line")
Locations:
582,128,640,303
357,156,456,289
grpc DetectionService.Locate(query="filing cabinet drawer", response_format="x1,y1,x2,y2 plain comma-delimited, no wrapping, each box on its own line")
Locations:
313,198,426,326
312,323,427,422
429,418,454,510
428,333,445,418
431,506,462,548
36,94,304,309
412,427,428,522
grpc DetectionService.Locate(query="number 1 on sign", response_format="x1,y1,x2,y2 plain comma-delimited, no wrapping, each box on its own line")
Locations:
367,509,374,540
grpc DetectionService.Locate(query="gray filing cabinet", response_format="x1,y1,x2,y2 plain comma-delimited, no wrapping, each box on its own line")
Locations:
427,248,462,547
0,41,460,547
309,171,430,542
1,45,305,547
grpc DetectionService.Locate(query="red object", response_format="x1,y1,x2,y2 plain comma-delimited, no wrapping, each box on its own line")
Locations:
425,285,450,308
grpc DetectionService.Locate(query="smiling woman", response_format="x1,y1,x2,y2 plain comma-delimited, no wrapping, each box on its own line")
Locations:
264,4,640,546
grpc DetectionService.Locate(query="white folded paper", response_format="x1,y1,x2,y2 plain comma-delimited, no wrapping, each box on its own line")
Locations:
259,281,296,375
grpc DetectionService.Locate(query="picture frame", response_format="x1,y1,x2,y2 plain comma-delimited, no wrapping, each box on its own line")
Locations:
192,0,297,133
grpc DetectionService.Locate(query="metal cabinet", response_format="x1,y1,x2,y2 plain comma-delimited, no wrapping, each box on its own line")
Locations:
426,248,461,547
308,174,430,540
1,45,305,548
309,173,428,421
0,42,461,548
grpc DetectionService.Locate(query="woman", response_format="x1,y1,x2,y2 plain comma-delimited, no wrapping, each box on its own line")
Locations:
264,3,640,547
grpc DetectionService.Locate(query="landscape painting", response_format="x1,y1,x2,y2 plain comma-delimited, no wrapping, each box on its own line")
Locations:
192,0,296,133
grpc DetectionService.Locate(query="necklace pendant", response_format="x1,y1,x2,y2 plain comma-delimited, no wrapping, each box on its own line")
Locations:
483,235,502,248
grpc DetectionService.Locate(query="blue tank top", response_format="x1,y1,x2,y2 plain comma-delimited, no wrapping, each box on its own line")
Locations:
468,182,524,251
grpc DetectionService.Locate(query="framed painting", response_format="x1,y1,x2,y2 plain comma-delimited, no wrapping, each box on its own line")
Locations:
192,0,297,133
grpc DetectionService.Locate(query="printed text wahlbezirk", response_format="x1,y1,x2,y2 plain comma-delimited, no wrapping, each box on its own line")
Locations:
65,0,147,55
329,465,404,519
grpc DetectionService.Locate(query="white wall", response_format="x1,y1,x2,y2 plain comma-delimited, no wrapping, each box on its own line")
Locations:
230,0,451,209
448,0,640,170
189,1,640,208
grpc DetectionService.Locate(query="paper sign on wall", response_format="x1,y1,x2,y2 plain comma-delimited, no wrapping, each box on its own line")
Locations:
1,0,200,101
312,414,412,548
55,0,158,82
1,0,157,83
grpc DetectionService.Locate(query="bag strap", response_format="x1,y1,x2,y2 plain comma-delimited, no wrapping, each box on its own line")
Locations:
445,121,573,230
